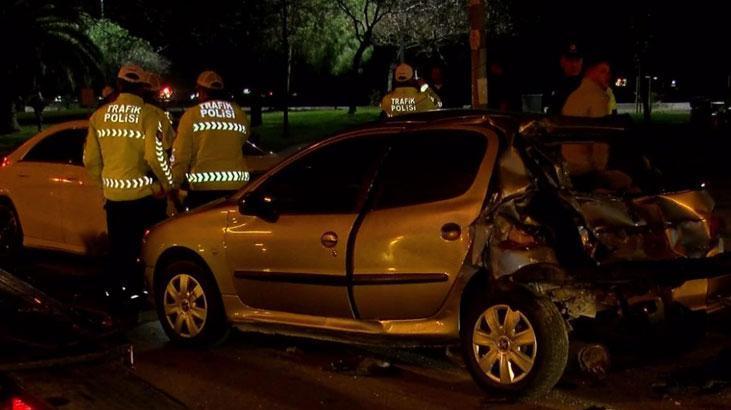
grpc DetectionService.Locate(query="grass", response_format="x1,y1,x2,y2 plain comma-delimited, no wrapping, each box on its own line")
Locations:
630,111,691,125
0,126,38,154
0,106,693,155
17,108,92,124
0,107,381,154
254,107,381,151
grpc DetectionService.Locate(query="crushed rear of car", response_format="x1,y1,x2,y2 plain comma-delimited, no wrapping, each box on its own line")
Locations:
472,114,731,320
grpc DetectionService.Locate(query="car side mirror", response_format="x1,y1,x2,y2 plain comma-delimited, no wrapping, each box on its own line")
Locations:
239,192,279,223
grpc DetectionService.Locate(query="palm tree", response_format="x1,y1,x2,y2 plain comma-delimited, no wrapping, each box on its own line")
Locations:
0,0,102,134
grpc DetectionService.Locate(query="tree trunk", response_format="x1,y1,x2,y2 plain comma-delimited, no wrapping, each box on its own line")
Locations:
468,0,488,109
282,0,291,138
0,92,20,135
348,40,370,115
642,76,652,123
283,43,293,138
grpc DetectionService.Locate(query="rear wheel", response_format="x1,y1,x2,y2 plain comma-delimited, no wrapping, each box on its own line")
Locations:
156,260,229,347
461,288,569,398
0,203,22,265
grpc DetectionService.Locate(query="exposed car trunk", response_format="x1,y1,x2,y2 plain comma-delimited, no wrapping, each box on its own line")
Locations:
568,189,722,264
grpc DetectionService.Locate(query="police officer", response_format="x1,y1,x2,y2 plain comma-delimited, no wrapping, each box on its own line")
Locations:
545,42,583,115
172,71,251,209
84,64,174,303
380,64,441,118
142,70,178,215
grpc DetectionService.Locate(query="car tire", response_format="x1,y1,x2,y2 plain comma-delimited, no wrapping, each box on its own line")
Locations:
156,259,229,347
461,288,569,398
0,203,23,265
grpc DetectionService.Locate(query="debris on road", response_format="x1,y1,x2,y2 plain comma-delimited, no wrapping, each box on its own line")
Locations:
652,347,731,396
328,356,397,377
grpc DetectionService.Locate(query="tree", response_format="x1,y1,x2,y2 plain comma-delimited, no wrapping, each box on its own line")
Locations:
85,17,170,81
374,0,467,61
335,0,391,114
0,0,101,134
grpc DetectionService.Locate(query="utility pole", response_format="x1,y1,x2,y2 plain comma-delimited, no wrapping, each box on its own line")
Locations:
100,0,105,18
468,0,487,109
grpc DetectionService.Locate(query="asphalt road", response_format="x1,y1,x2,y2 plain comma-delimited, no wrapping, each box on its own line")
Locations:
3,248,731,410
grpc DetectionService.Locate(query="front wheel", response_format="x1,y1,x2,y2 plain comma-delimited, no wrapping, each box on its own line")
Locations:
0,203,22,265
156,260,229,347
461,289,569,398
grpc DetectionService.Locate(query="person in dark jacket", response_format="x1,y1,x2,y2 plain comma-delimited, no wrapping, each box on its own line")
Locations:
545,42,583,115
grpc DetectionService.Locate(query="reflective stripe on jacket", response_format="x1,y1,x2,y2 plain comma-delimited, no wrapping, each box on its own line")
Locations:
172,100,250,191
84,93,173,201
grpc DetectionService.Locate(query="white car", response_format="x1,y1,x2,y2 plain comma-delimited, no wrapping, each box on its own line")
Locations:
0,120,280,259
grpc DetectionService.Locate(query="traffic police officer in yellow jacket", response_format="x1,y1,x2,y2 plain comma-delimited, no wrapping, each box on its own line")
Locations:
380,63,441,118
142,71,178,213
84,64,174,301
172,71,251,209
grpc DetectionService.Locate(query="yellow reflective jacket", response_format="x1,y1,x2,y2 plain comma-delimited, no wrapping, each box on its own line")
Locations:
172,100,250,191
84,93,174,201
146,104,175,151
380,86,438,117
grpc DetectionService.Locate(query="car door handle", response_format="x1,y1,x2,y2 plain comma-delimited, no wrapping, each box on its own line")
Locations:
441,223,461,241
17,173,30,178
321,231,338,248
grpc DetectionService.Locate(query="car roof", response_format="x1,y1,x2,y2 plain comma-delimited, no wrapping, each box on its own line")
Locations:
382,109,630,143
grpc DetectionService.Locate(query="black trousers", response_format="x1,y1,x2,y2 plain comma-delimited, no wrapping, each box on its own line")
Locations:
185,190,235,210
105,196,167,291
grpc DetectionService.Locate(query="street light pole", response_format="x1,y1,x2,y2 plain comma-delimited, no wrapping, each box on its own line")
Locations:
468,0,487,109
100,0,105,18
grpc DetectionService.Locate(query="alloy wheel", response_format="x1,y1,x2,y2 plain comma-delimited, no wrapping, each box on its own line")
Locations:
472,304,538,385
164,273,208,338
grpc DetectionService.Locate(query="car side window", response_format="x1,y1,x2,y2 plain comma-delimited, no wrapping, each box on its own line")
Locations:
373,131,487,209
255,136,387,214
22,128,87,166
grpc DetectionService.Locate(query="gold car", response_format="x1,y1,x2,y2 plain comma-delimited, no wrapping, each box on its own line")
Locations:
142,112,731,398
0,120,280,258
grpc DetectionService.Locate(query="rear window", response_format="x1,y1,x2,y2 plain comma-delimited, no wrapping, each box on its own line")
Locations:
373,131,487,209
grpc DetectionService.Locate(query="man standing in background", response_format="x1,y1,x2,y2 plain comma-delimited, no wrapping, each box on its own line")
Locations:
546,42,583,115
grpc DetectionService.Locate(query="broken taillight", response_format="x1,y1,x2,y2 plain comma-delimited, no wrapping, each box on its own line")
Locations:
11,397,34,410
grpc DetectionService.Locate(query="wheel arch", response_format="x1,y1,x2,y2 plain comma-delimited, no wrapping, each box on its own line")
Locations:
154,246,221,295
457,263,568,335
0,195,23,235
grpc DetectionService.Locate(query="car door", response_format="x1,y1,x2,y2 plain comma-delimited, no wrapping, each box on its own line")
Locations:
225,134,389,318
52,129,107,255
11,130,83,247
352,128,499,320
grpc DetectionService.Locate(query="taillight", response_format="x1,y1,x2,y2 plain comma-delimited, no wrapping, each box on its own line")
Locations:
1,156,12,167
11,397,34,410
